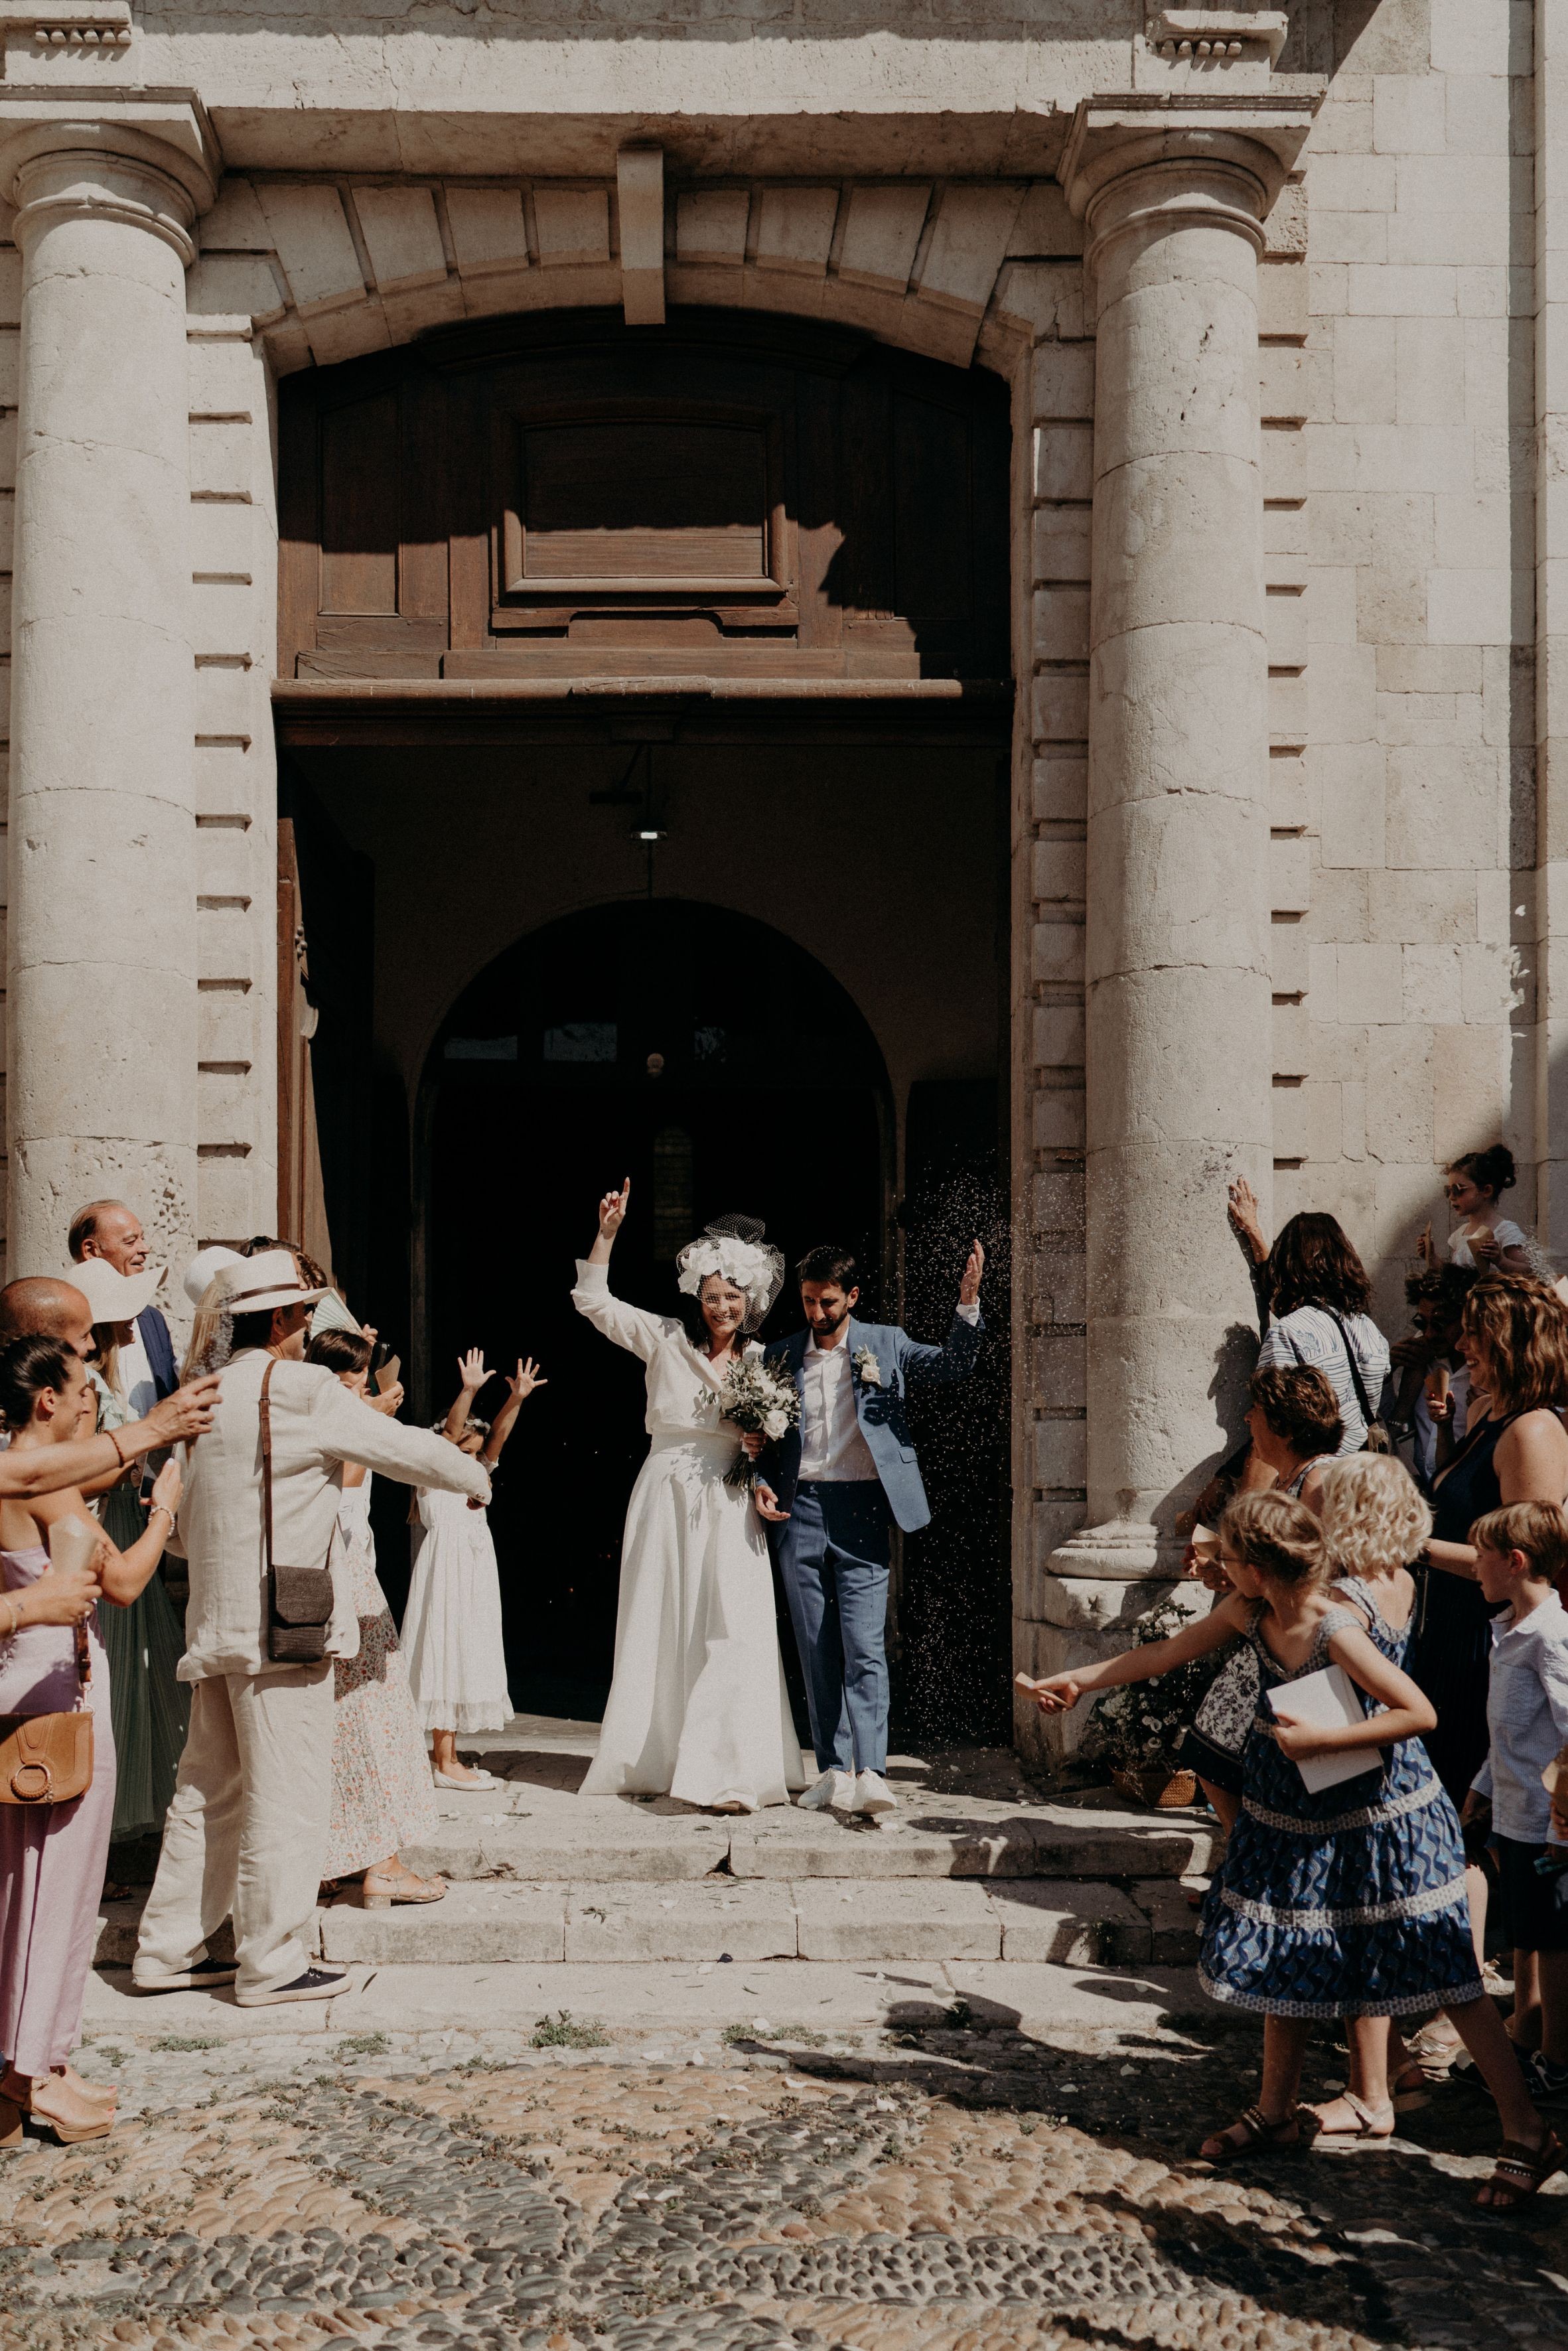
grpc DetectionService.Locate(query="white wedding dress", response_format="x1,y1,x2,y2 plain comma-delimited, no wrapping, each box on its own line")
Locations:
572,1259,806,1810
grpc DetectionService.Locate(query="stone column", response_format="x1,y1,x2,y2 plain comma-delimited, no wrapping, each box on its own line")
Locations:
0,118,214,1274
1047,98,1313,1618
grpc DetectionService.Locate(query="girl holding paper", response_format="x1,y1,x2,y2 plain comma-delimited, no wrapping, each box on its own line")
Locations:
0,1335,180,2147
1022,1488,1561,2210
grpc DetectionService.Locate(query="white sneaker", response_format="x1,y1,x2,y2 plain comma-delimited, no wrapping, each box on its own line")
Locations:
798,1768,855,1812
432,1767,496,1791
849,1770,898,1816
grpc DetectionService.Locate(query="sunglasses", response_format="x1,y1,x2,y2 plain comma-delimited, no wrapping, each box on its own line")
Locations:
1443,1184,1467,1201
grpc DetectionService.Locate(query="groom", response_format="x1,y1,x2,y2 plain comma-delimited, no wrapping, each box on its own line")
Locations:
754,1239,984,1817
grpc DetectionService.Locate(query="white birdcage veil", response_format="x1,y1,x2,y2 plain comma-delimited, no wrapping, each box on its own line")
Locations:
676,1212,784,1332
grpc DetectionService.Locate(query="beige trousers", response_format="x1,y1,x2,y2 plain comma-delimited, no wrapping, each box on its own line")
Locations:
133,1663,333,1997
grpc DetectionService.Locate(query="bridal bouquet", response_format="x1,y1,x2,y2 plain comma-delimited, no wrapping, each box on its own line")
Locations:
719,1354,800,1490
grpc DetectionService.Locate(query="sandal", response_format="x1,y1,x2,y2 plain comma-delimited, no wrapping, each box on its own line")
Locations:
1197,2103,1302,2163
362,1865,447,1911
1476,2130,1565,2210
1391,2062,1431,2113
1304,2091,1394,2141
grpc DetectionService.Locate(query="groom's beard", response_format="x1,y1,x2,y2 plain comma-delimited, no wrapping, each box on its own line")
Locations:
807,1305,851,1341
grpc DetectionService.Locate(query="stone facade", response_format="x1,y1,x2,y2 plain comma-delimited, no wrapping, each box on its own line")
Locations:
0,2,1546,1756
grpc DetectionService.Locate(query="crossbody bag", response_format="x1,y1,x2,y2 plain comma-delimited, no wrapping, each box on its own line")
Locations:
0,1614,94,1804
261,1359,336,1663
1289,1305,1391,1455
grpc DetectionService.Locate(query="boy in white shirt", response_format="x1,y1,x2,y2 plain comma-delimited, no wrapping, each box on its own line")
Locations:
1465,1502,1568,2102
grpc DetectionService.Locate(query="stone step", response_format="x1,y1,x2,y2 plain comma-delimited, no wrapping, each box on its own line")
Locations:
96,1878,1202,1972
307,1875,1203,1968
405,1793,1220,1885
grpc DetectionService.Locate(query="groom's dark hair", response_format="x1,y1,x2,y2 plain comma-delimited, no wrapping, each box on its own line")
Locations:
796,1244,859,1291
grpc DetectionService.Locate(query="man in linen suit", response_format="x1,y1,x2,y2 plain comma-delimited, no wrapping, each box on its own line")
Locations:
755,1239,983,1817
133,1250,491,2008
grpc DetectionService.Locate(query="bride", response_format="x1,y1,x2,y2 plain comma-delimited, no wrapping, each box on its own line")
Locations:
573,1181,806,1812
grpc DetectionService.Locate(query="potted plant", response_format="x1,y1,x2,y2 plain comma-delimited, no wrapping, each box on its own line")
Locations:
1084,1595,1220,1810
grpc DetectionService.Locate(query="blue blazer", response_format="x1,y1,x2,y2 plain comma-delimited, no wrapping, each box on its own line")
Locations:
762,1311,983,1535
137,1305,177,1401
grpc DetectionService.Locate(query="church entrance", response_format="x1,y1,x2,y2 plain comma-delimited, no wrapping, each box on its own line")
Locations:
273,301,1016,1738
424,898,889,1718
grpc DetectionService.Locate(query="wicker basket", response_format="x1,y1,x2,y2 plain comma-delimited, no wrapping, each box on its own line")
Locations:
1111,1766,1198,1811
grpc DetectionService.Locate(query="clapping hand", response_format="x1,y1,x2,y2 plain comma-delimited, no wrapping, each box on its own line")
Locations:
959,1238,985,1307
599,1178,631,1240
149,1458,182,1522
505,1357,547,1404
457,1349,488,1397
370,1379,405,1417
1015,1670,1080,1715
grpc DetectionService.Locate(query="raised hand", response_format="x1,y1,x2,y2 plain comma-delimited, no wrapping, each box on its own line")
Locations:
457,1348,487,1395
145,1374,222,1447
598,1178,631,1241
958,1237,985,1307
370,1380,405,1417
149,1457,182,1523
506,1357,547,1403
1417,1220,1435,1267
1228,1175,1268,1264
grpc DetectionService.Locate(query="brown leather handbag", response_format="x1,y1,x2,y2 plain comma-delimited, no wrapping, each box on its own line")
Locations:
261,1360,336,1664
0,1618,94,1805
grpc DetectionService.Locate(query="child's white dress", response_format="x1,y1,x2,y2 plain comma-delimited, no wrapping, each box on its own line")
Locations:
402,1486,516,1734
1449,1217,1555,1278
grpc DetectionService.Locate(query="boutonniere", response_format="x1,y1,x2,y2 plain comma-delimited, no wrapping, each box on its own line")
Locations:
852,1345,883,1388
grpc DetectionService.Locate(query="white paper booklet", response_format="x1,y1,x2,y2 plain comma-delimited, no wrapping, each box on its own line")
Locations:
1266,1664,1383,1794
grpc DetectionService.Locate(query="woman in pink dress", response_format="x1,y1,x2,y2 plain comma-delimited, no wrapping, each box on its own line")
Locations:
0,1334,181,2145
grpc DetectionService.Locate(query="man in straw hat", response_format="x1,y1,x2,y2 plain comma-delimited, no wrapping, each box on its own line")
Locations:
133,1248,492,2008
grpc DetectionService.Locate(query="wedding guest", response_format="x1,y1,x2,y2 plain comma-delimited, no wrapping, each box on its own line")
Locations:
1228,1180,1390,1455
1419,1145,1552,1279
0,1334,181,2146
1391,1265,1474,1484
405,1348,543,1792
754,1235,984,1817
1464,1503,1568,2101
1315,1452,1441,2131
1023,1490,1561,2208
574,1186,804,1814
1178,1365,1342,1826
74,1256,189,1862
133,1251,489,2009
68,1198,177,1408
0,1275,96,1360
306,1328,444,1909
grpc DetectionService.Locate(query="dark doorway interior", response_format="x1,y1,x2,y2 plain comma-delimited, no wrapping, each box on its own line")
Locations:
422,897,890,1719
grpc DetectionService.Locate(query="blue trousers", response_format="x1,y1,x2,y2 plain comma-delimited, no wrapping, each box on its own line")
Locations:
773,1481,892,1774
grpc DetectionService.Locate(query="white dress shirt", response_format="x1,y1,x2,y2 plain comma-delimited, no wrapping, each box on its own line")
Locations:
797,1304,980,1483
798,1338,880,1482
116,1327,159,1423
1472,1590,1568,1842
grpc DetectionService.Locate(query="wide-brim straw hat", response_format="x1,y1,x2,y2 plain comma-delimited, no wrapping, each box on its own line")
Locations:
213,1248,328,1318
71,1258,164,1328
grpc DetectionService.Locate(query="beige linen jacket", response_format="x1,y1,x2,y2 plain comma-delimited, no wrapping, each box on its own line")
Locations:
177,1348,490,1681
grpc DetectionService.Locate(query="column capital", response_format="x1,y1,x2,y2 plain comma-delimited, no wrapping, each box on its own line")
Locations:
0,94,218,265
1058,90,1319,241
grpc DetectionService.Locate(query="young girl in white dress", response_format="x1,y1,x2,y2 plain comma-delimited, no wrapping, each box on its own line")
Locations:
403,1350,543,1790
573,1182,806,1814
1421,1145,1553,1279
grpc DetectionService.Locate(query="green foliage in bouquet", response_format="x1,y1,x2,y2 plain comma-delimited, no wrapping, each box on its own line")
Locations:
1083,1596,1224,1772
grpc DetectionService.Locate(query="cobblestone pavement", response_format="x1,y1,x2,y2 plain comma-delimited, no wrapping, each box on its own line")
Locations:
5,1999,1568,2351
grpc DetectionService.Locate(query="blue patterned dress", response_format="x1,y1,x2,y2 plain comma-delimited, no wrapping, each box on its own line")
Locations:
1199,1602,1482,2019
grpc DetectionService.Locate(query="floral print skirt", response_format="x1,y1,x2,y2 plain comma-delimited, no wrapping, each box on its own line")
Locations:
324,1543,440,1879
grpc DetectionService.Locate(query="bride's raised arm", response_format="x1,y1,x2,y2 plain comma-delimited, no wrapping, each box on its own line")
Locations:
573,1178,678,1362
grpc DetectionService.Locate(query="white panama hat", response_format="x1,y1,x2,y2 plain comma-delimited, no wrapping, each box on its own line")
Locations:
212,1248,328,1318
182,1244,244,1308
70,1257,164,1327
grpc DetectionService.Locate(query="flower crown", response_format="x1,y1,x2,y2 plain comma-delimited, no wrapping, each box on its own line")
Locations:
676,1226,785,1329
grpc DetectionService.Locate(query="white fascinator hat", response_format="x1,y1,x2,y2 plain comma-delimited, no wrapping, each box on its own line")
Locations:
676,1212,785,1332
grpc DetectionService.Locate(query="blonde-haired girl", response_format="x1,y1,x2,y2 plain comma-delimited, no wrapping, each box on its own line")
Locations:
1023,1488,1559,2207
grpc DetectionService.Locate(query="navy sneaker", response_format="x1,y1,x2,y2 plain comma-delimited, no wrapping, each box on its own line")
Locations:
234,1966,351,2009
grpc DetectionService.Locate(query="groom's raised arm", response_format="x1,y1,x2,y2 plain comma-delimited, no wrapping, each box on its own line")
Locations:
902,1238,985,1386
